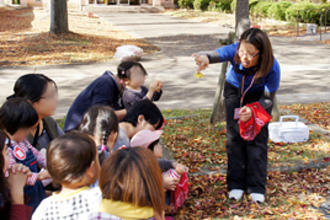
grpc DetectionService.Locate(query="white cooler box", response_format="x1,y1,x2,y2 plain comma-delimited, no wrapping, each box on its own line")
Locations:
268,115,309,143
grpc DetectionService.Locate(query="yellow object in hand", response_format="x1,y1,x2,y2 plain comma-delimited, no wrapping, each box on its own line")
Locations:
194,72,204,79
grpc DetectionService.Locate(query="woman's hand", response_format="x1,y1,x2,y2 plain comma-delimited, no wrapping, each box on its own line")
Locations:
192,53,209,72
239,106,252,122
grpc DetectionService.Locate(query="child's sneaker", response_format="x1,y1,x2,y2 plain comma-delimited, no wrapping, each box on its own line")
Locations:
251,193,265,203
229,189,244,201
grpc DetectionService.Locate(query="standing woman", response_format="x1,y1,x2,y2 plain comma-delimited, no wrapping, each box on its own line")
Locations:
193,28,280,203
8,74,64,150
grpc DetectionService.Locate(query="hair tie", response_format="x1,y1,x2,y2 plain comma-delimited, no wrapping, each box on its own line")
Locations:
100,145,107,152
159,119,166,130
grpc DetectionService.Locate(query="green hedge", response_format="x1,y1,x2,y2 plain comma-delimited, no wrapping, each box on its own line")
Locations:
285,2,317,23
249,0,260,11
208,1,218,11
319,3,330,25
267,1,292,21
177,0,329,25
217,0,233,12
230,0,260,14
251,1,272,17
285,2,322,24
230,0,235,13
178,0,194,9
193,0,210,10
208,0,233,12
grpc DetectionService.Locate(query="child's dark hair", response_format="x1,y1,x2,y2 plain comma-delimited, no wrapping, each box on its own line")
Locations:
117,61,147,80
79,105,119,147
0,130,11,218
0,98,39,135
122,99,164,130
7,73,57,103
148,139,159,151
47,132,97,184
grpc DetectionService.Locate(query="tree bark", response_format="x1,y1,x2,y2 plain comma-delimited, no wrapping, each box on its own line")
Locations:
50,0,69,34
210,3,250,125
210,1,250,125
235,0,250,39
210,33,235,125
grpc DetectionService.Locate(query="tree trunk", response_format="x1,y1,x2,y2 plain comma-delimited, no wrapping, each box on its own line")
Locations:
271,96,280,121
210,33,235,125
210,1,250,125
235,0,250,39
50,0,69,34
210,62,228,124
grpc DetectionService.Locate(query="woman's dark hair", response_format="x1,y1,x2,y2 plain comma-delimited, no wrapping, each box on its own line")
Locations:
117,61,147,80
47,132,97,184
0,130,11,218
79,105,119,146
122,99,164,130
100,147,165,215
7,73,57,103
148,139,159,151
234,28,274,78
0,98,39,135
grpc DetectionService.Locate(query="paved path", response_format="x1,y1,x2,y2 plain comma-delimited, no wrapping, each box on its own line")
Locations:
0,8,329,119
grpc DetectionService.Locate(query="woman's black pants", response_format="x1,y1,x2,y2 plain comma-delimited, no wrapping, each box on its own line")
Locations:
224,82,272,194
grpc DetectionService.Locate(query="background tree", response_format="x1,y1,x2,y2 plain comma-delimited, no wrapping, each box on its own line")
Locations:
210,0,250,124
50,0,69,34
235,0,251,39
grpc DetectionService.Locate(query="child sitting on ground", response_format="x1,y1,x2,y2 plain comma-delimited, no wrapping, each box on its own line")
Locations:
89,147,165,220
32,132,101,220
0,98,49,210
113,99,165,151
78,105,119,165
118,61,163,110
130,129,188,177
130,129,189,211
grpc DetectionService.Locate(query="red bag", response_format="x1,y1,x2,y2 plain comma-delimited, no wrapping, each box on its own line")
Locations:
239,102,271,141
171,172,189,211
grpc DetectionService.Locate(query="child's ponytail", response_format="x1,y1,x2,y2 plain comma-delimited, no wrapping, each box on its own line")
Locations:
117,61,147,79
